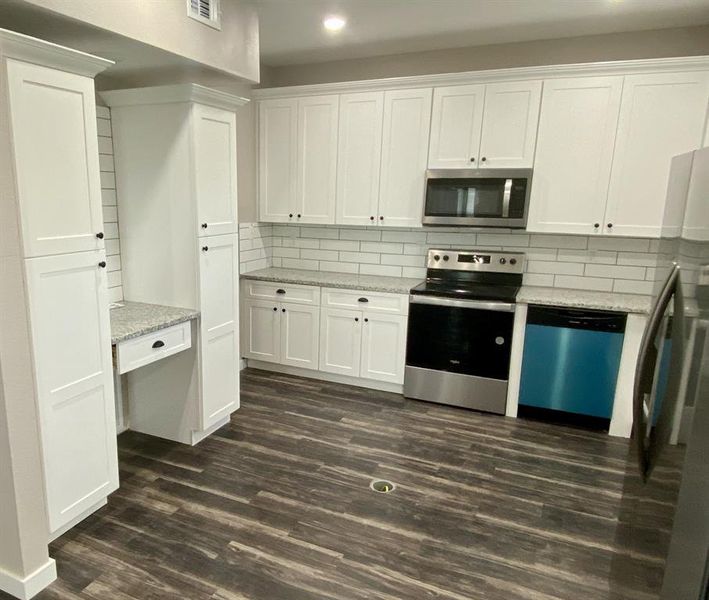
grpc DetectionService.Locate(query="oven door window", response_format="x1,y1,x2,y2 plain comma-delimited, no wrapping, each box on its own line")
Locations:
406,303,514,380
424,177,526,219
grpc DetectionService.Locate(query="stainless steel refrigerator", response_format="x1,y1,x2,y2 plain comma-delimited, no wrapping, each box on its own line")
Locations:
614,146,709,599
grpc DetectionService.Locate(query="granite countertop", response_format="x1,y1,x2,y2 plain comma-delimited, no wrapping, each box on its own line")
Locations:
110,301,200,344
517,286,652,314
241,267,422,295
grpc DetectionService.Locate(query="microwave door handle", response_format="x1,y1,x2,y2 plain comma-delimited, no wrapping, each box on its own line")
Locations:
633,264,680,481
502,179,512,218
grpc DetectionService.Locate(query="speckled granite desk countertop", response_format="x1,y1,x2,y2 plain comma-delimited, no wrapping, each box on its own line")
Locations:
110,301,200,344
241,267,422,295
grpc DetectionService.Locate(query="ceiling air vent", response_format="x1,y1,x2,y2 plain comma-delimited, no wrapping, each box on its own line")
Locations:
187,0,221,30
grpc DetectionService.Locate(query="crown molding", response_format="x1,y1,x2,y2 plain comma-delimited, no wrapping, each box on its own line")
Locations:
100,84,250,111
253,55,709,99
0,28,113,78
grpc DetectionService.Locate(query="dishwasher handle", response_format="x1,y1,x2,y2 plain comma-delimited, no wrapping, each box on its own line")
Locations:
527,305,627,333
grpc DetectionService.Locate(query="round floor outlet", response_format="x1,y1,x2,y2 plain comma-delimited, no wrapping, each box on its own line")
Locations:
370,479,395,493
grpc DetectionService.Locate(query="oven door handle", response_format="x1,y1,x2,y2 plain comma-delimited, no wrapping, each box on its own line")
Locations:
409,295,515,312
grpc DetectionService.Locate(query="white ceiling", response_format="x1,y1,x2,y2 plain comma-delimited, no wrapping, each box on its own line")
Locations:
257,0,709,66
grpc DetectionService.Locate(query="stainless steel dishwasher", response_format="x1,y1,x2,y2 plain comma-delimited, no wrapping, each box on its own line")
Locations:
518,305,627,422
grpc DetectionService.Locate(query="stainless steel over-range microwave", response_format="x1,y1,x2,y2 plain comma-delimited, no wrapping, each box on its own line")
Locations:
423,168,533,228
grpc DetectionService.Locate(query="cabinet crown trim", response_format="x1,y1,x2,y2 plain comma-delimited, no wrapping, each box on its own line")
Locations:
0,27,113,77
253,55,709,99
100,83,249,111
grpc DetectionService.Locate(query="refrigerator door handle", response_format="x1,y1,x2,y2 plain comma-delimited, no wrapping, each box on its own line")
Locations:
633,264,681,480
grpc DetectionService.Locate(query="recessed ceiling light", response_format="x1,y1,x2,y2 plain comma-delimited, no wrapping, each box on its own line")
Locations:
323,16,346,32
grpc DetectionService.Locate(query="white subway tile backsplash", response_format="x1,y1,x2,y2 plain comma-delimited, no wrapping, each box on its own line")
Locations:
281,257,319,270
97,136,113,154
100,171,115,189
613,279,655,295
96,105,110,119
360,241,404,254
554,275,614,292
588,237,651,252
380,254,426,267
98,153,115,172
402,267,427,278
96,117,111,137
527,260,584,276
530,234,587,249
339,251,381,264
319,261,360,274
101,189,117,206
246,224,660,296
359,264,403,277
523,273,555,287
320,239,360,251
339,228,382,241
585,264,646,280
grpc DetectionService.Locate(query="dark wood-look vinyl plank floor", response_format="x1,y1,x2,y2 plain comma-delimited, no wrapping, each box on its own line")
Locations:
2,368,683,600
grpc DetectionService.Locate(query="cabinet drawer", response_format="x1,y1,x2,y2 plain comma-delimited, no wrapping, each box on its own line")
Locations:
243,280,320,305
117,321,192,374
321,288,408,315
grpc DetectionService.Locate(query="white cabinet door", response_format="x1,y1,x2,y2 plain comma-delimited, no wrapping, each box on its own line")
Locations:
428,84,485,169
336,92,384,226
379,88,433,227
259,98,297,223
479,80,542,168
296,95,339,224
280,304,320,370
198,234,239,429
360,313,407,384
7,59,104,258
241,298,281,363
604,72,709,238
24,250,117,533
527,76,623,235
319,308,362,377
193,104,237,237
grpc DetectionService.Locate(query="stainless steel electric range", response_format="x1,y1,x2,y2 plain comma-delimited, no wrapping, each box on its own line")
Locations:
404,248,525,414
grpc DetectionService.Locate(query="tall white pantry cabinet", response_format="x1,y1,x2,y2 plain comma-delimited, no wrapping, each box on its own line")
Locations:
1,30,118,538
102,85,247,445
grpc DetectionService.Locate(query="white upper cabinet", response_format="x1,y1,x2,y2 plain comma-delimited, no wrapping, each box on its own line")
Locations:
259,98,298,222
478,81,542,168
25,250,117,533
379,88,433,227
336,92,384,226
7,59,104,258
527,76,623,235
428,84,484,169
198,233,239,430
193,103,237,237
604,72,709,238
296,95,339,224
427,81,541,169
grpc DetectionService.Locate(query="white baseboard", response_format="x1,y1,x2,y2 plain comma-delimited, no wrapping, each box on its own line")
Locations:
245,360,403,394
0,558,56,600
239,358,247,371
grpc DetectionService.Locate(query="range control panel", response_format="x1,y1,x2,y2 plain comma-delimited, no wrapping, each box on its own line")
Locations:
426,249,525,274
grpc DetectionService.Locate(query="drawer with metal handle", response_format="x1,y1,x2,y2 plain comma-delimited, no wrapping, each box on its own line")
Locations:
321,287,408,315
116,321,192,374
242,280,320,305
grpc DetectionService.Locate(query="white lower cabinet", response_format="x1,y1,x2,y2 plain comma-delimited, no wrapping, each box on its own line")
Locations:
320,308,408,384
360,313,408,384
242,297,320,370
281,304,320,369
24,250,118,534
319,308,362,377
244,284,408,387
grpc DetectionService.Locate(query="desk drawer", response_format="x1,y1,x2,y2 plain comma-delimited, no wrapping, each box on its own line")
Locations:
117,321,192,374
242,280,320,305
